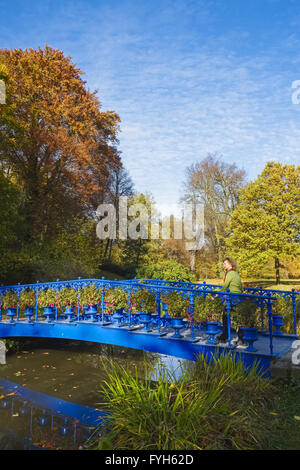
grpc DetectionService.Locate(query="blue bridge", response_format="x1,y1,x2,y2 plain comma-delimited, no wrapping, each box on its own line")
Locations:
0,277,299,375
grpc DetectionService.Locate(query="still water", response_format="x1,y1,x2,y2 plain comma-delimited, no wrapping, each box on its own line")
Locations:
0,339,190,450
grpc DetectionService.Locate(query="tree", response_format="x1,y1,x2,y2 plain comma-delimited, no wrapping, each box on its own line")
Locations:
181,154,246,275
0,46,121,241
120,193,156,268
101,163,135,261
226,162,300,283
0,171,25,283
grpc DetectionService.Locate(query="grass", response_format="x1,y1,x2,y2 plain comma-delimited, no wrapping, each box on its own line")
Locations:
89,352,300,450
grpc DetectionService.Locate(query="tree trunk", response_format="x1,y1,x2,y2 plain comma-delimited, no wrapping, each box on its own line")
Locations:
103,238,110,259
190,250,196,273
136,238,142,267
275,257,280,285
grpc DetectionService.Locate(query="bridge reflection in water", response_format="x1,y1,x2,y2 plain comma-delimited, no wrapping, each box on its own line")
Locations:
0,377,107,450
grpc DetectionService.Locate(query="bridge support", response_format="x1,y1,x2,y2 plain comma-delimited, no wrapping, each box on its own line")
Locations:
0,340,6,365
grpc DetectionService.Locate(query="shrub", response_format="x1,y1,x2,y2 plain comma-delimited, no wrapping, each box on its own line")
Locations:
79,284,102,307
93,353,271,450
104,288,128,313
37,288,58,308
161,292,188,317
131,288,156,314
2,290,18,309
231,298,259,328
19,289,36,308
136,260,196,282
193,295,224,324
56,287,78,308
271,294,300,334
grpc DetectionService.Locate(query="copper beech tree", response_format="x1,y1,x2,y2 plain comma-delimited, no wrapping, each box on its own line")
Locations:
0,46,121,241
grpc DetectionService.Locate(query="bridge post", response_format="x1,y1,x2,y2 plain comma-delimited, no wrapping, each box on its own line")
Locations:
35,281,40,321
156,291,161,334
267,293,274,355
292,289,297,335
17,283,20,321
0,289,3,321
225,290,232,348
0,340,6,365
189,292,195,341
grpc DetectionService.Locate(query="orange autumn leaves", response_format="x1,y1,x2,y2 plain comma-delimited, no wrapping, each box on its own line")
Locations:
0,46,121,239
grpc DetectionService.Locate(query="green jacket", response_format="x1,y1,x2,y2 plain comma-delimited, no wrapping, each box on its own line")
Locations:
220,270,243,294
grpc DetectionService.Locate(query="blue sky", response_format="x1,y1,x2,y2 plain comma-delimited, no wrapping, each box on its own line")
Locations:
1,0,300,214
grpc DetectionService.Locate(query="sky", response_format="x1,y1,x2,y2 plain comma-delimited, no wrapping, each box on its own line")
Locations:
0,0,300,216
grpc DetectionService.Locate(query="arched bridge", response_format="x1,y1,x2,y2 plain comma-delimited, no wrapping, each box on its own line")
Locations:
0,277,299,374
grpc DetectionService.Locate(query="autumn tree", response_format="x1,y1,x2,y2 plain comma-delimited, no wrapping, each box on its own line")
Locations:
181,154,246,276
0,46,121,242
226,162,300,283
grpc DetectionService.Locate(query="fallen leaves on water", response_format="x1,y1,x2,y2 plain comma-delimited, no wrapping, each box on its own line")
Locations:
14,371,23,376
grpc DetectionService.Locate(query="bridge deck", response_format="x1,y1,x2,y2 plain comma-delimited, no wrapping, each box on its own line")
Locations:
0,317,298,375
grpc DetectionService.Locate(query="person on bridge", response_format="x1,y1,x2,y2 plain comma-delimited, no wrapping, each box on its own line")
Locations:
217,257,243,343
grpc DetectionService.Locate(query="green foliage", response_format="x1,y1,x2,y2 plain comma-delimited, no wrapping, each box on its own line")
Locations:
19,289,36,308
50,217,102,278
193,295,224,323
2,290,17,309
95,359,224,450
161,292,188,317
2,338,29,353
226,162,300,280
160,293,224,322
231,299,259,328
37,289,58,307
137,260,196,282
271,294,300,334
131,288,156,313
0,171,25,284
79,284,102,307
93,353,271,450
56,287,78,307
104,288,128,313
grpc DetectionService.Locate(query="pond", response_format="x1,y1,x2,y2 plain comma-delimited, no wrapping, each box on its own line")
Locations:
0,339,192,449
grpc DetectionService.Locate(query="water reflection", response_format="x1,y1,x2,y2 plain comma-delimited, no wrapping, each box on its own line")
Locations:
150,355,194,382
0,378,106,449
0,339,194,449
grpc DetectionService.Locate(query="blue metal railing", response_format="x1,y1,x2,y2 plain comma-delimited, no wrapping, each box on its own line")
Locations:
0,277,290,356
135,278,300,335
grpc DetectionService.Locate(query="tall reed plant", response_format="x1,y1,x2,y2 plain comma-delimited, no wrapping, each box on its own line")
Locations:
93,352,271,450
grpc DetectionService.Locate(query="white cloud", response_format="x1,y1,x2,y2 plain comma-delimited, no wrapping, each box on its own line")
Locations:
1,0,299,215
